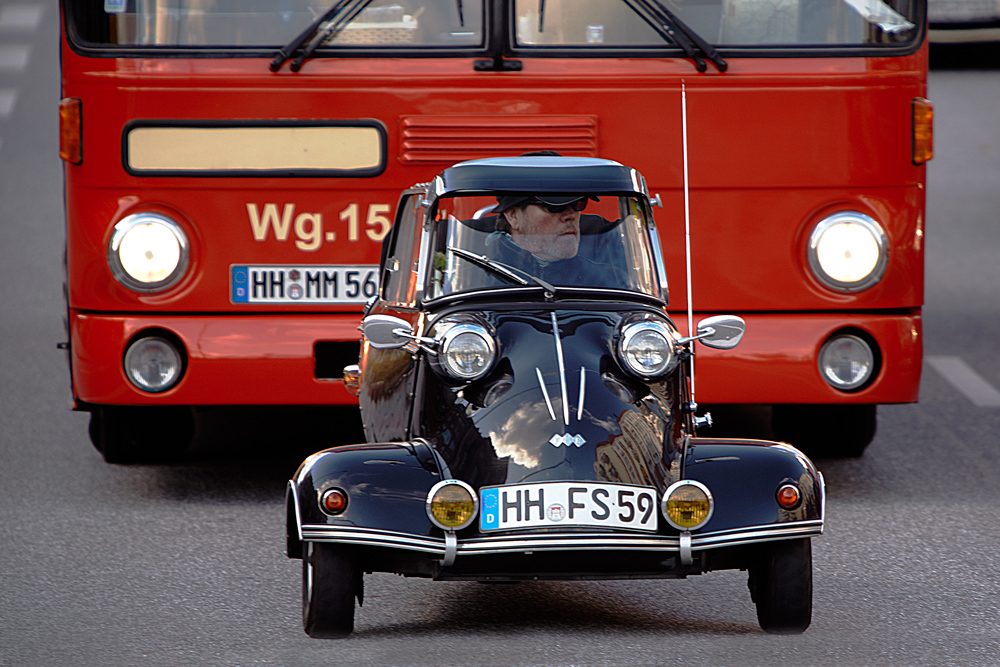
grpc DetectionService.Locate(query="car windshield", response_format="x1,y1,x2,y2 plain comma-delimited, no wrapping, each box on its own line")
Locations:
424,193,664,301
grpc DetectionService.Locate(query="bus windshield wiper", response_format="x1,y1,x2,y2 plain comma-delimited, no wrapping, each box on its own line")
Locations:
626,0,727,73
448,246,558,294
270,0,374,72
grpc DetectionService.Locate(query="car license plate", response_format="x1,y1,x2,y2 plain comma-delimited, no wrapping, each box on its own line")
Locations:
230,265,378,304
479,482,658,532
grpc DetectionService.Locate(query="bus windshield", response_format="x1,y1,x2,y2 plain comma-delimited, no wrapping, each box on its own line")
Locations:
68,0,918,50
71,0,484,47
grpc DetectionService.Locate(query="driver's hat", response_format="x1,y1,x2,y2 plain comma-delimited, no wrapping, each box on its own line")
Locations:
492,194,597,214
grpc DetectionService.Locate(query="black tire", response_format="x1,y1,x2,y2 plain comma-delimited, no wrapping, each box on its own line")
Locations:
302,542,361,639
771,404,876,458
88,406,194,464
748,538,813,634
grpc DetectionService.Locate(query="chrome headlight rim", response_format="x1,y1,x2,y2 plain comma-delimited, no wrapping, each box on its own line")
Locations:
439,323,497,381
425,479,479,531
807,211,888,293
618,319,678,379
122,331,186,394
108,212,190,293
661,479,715,531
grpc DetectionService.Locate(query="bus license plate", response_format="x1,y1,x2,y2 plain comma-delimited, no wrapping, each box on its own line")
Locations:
231,265,378,304
479,482,658,532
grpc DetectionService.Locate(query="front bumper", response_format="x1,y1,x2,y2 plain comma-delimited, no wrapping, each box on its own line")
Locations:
672,310,922,404
70,311,362,406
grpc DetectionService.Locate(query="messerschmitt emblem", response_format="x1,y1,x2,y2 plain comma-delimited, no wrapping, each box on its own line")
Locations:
549,433,586,448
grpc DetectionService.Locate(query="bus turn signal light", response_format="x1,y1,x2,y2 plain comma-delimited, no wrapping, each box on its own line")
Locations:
912,98,933,165
59,98,82,164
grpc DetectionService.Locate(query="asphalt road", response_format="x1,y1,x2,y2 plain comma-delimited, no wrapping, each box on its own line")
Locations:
2,6,1000,666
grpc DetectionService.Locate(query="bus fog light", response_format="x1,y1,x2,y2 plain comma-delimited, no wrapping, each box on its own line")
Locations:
662,480,714,531
124,336,183,393
426,480,478,530
808,212,887,292
819,334,875,391
109,213,189,292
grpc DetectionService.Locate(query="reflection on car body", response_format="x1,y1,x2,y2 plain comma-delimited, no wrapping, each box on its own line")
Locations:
286,155,825,638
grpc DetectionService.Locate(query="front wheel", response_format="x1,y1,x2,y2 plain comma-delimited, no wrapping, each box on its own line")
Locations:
748,538,812,634
302,542,362,639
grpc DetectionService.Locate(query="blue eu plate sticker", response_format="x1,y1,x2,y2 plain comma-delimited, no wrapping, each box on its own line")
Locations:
479,488,500,530
231,266,249,303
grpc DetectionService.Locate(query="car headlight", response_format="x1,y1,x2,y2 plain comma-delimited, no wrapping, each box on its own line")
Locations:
426,480,478,530
124,334,184,393
808,211,887,293
109,213,189,292
662,480,714,531
819,333,877,391
618,320,678,378
439,323,496,381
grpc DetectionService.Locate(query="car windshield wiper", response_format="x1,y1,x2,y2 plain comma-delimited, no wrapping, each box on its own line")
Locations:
270,0,374,73
448,246,558,295
625,0,727,73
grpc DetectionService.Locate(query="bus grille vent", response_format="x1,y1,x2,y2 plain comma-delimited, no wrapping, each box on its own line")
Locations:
399,115,598,164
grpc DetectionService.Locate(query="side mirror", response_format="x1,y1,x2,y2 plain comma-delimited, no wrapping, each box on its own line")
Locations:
695,315,746,350
361,314,413,349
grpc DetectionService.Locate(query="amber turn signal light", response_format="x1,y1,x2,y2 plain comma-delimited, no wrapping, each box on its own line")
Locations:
320,488,348,515
912,98,933,165
59,98,82,165
776,484,802,510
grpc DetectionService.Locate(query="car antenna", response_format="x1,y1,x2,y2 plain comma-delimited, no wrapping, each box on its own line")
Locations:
682,81,696,405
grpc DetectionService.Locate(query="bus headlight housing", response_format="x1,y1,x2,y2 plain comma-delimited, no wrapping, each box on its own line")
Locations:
426,480,478,530
819,333,877,391
109,213,189,292
619,320,678,378
124,334,184,393
808,212,887,293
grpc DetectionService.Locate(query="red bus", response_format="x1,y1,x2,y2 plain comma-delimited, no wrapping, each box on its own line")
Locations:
60,0,931,462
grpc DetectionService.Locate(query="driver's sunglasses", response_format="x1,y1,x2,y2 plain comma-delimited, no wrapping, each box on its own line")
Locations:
531,199,587,214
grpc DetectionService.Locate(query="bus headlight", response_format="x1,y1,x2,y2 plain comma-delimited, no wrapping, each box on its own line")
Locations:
109,213,189,292
662,480,714,531
426,480,478,530
619,320,678,378
124,334,184,393
808,212,887,293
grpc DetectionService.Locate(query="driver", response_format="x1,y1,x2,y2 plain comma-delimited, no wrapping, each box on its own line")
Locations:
489,193,618,287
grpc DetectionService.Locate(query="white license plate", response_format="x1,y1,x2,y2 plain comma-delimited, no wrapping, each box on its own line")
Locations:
230,265,378,304
479,482,658,532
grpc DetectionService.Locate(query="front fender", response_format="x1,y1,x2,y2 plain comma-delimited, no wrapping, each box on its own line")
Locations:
683,438,824,536
286,440,445,558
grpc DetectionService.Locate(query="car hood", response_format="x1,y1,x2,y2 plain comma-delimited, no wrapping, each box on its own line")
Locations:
418,308,683,492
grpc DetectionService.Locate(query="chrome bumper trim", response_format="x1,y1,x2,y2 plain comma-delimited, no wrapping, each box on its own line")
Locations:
300,519,823,556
